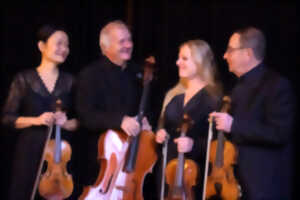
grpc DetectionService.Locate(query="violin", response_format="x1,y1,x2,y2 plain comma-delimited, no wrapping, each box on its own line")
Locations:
38,100,74,200
203,96,240,200
79,56,157,200
165,114,198,200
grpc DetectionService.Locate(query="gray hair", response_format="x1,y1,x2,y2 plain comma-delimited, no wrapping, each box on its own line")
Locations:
99,20,129,52
236,26,266,60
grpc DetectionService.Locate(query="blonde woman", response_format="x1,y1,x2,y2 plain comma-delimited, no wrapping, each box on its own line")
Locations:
156,40,221,199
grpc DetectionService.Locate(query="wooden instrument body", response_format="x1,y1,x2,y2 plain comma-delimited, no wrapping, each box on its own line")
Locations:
205,139,239,200
165,159,198,200
79,129,157,200
38,139,73,199
80,56,157,200
164,114,198,200
204,96,240,200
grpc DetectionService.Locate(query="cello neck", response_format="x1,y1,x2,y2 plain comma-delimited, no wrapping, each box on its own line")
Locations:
123,81,150,172
123,57,155,173
137,82,151,124
137,56,155,125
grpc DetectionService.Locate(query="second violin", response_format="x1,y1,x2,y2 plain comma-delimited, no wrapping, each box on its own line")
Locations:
165,114,198,200
203,96,240,200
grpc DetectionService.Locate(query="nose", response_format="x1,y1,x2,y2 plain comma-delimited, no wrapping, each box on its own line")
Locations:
61,43,69,51
223,51,228,59
176,58,181,66
125,40,133,48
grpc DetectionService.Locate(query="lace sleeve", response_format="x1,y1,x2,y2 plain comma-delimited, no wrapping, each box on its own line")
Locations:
1,73,27,128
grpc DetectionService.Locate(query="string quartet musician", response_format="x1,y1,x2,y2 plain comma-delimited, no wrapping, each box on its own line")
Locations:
75,20,153,198
155,39,222,199
210,26,296,200
2,24,78,200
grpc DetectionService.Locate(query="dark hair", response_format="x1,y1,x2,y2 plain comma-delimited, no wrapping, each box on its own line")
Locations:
235,26,266,60
36,24,66,42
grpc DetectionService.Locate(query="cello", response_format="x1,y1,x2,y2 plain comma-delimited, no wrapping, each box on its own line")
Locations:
165,114,198,200
38,99,74,200
203,96,240,200
79,56,157,200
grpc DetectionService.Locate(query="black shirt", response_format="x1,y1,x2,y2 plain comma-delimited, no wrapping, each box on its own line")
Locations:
161,86,220,199
76,56,143,133
229,63,296,199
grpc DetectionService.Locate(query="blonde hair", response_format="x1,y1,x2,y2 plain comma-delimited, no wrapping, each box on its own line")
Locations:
180,39,217,87
180,40,223,98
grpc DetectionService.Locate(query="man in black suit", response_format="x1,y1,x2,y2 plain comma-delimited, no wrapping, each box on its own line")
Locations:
210,26,296,200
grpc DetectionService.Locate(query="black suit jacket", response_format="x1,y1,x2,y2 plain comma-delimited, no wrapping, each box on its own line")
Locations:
230,63,296,200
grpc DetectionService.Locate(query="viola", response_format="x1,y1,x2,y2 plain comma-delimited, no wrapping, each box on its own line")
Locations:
79,56,157,200
165,114,198,200
38,100,74,200
203,96,240,200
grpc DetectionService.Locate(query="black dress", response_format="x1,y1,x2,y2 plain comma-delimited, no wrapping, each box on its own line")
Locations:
2,69,75,200
159,86,219,199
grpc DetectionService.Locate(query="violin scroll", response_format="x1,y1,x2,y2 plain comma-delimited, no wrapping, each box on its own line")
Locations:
220,96,231,113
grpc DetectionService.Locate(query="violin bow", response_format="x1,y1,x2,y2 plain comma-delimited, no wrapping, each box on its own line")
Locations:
202,116,214,200
160,133,170,200
30,124,53,200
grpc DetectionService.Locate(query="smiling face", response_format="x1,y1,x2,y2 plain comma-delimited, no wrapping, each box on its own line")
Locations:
223,33,249,77
176,45,199,79
39,30,69,64
102,25,133,67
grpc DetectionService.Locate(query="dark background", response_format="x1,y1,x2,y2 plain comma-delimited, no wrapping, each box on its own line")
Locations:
1,0,298,199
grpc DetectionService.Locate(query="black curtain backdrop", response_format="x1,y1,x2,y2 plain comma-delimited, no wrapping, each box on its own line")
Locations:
1,1,298,199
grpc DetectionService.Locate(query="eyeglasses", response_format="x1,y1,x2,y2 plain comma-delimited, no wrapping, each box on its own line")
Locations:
225,47,247,53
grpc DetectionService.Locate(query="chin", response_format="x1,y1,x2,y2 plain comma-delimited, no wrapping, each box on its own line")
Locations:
179,73,187,78
228,67,234,73
58,59,66,64
121,55,132,61
53,56,67,63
